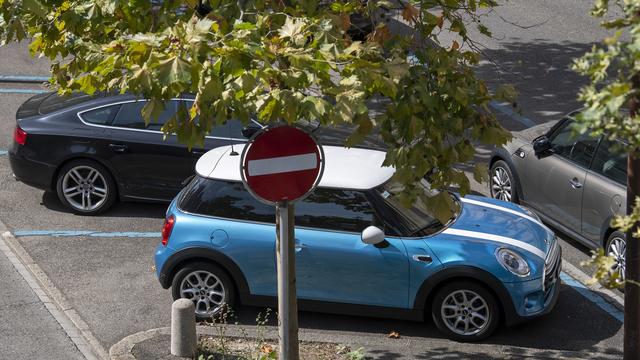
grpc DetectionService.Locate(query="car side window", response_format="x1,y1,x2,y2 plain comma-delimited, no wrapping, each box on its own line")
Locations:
80,105,120,125
549,119,599,168
184,101,245,139
591,140,627,185
179,178,275,223
295,189,376,233
112,100,178,131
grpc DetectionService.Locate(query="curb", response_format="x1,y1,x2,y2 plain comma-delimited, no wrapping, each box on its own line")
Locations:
109,324,621,360
110,327,171,360
0,220,109,360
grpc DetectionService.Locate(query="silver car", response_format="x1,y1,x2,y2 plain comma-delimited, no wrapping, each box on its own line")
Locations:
489,112,627,278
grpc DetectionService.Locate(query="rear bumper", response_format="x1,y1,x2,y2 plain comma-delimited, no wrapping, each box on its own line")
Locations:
8,144,56,192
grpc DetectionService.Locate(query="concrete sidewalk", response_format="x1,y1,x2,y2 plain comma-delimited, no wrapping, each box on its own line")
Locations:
0,237,85,360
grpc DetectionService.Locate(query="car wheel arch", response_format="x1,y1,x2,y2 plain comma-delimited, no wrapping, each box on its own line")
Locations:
51,156,122,199
160,247,252,304
489,153,524,202
414,266,516,325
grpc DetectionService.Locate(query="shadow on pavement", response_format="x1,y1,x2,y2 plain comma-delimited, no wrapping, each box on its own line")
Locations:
227,283,621,357
476,39,595,125
41,191,167,219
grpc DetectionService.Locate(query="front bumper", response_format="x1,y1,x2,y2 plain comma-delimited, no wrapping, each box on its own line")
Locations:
504,248,562,326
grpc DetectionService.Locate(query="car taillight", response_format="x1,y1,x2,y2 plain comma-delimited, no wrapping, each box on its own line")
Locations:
13,126,27,145
161,215,175,246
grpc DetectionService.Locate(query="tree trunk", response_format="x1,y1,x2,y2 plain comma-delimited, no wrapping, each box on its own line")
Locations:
625,78,640,358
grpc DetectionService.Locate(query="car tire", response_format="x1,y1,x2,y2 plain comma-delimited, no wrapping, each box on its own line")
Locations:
431,281,500,342
490,160,519,203
55,159,117,215
606,231,627,283
171,262,236,320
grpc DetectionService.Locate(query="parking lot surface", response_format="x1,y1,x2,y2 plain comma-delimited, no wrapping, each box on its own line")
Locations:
0,5,629,357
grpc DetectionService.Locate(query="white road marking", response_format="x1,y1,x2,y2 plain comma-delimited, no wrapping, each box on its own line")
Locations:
248,153,317,176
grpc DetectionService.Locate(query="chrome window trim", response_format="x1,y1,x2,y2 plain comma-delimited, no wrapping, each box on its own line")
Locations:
76,98,263,141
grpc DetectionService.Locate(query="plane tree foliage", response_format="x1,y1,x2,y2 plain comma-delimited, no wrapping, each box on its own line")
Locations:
0,0,514,220
573,0,640,288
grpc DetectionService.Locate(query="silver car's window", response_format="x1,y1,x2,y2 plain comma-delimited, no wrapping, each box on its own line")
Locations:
591,140,627,185
549,120,599,168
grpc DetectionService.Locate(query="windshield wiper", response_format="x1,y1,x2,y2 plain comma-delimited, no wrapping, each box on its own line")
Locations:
410,220,444,237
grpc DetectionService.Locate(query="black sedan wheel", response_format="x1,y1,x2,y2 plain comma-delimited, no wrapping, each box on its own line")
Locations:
490,160,519,203
55,160,116,215
431,281,500,341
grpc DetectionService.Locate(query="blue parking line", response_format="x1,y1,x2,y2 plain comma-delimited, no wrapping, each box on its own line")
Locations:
13,230,161,238
0,75,49,83
0,88,48,94
560,272,624,322
489,101,537,128
0,150,6,156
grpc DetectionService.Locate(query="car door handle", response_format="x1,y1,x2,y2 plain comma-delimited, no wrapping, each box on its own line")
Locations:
295,242,306,253
569,178,583,189
109,144,128,153
412,255,433,264
192,149,207,155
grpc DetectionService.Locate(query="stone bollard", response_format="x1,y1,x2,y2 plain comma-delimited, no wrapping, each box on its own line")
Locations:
171,299,197,357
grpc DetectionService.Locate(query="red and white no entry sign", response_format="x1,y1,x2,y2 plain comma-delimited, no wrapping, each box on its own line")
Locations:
240,125,324,204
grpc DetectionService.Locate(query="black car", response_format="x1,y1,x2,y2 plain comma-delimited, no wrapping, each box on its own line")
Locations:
9,92,263,215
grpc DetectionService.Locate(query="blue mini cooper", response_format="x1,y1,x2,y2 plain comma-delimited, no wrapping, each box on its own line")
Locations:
154,145,561,341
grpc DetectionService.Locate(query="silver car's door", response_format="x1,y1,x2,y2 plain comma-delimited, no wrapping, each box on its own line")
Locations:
521,120,599,233
582,139,627,244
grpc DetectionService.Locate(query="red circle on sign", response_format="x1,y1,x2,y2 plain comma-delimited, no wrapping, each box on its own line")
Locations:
240,125,324,204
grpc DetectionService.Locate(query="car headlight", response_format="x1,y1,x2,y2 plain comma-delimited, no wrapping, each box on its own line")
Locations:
518,204,541,222
496,248,531,277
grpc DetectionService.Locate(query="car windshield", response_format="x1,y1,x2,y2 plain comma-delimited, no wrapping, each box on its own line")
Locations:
370,179,460,237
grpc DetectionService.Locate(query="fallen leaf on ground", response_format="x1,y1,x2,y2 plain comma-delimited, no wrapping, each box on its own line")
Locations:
388,331,400,339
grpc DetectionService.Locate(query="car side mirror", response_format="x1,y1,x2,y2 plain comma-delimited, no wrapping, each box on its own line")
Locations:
241,125,260,139
533,136,551,155
361,226,386,245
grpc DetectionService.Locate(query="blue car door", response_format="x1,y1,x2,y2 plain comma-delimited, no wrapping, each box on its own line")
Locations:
294,189,410,308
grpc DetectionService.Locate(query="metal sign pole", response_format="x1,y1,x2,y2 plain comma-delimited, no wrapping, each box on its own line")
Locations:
276,201,299,360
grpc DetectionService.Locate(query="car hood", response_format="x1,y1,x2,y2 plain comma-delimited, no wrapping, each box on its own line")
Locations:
444,195,553,261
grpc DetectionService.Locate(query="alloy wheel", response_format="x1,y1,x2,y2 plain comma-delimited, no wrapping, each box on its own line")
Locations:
607,236,627,282
441,289,490,336
491,167,512,202
179,270,226,317
61,165,108,211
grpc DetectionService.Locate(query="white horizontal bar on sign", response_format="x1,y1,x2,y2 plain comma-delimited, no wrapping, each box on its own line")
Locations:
248,153,317,176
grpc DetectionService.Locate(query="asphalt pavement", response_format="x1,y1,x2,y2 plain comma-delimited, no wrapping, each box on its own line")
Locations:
0,2,630,359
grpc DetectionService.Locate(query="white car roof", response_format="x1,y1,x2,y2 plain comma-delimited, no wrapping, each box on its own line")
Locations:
195,144,395,190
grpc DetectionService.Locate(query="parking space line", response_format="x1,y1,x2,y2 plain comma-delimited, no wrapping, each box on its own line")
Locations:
0,75,49,83
560,272,624,322
0,150,6,156
0,88,47,94
14,230,161,238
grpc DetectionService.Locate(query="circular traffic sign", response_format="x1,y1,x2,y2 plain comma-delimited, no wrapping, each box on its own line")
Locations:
240,125,324,204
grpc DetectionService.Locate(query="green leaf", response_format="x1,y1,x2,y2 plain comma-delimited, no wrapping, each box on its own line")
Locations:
141,99,165,124
473,163,488,183
157,57,191,84
23,0,48,18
